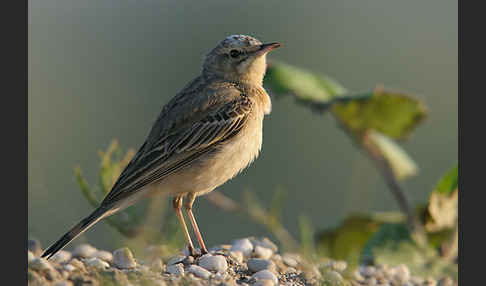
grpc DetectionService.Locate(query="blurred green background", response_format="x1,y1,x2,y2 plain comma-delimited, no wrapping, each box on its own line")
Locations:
28,0,457,251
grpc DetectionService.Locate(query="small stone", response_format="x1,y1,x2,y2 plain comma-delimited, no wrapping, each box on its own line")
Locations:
166,263,184,275
29,257,55,271
91,250,113,263
167,255,186,265
393,264,410,284
325,270,344,284
282,255,298,267
28,251,35,263
250,270,278,285
248,258,276,273
28,239,43,256
250,237,278,253
229,251,244,264
254,246,273,259
332,261,347,272
150,258,165,272
68,258,86,272
365,277,377,286
113,247,137,269
423,278,438,286
360,265,376,277
53,281,73,286
63,264,76,272
72,244,97,258
187,264,212,279
230,238,253,257
252,280,276,286
198,254,228,273
50,250,72,264
84,257,110,269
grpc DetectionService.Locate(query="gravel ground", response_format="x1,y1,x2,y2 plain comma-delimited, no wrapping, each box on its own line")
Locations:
27,238,457,286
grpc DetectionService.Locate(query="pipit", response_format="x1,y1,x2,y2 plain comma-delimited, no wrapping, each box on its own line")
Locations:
42,35,281,258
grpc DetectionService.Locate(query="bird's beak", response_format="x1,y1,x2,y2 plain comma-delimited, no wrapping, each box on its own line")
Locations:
255,42,282,56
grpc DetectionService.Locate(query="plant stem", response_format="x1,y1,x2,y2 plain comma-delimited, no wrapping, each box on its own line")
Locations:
361,133,426,244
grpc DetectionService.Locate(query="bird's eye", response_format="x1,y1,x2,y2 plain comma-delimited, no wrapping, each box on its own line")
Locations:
230,50,241,58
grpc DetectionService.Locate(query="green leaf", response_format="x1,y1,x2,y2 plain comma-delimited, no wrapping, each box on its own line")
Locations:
264,61,371,111
316,214,384,269
366,130,419,180
434,165,458,195
332,88,427,140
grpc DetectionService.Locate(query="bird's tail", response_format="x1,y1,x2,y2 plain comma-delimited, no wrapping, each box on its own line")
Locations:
41,206,110,259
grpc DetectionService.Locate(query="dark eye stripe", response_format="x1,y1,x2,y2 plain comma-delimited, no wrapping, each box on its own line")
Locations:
230,50,240,58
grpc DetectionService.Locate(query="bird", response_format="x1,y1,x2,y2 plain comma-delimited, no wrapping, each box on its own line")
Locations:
41,34,281,259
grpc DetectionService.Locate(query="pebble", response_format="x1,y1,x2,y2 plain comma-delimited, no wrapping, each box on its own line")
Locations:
438,277,455,286
198,254,228,273
230,238,253,257
331,261,347,272
254,246,273,259
250,270,278,285
360,265,376,277
91,250,113,263
28,250,35,263
68,259,86,272
247,258,276,273
167,255,186,265
325,270,344,284
50,250,72,264
166,263,184,276
63,264,76,272
250,237,278,253
229,251,244,264
84,257,110,269
28,239,43,256
282,255,298,267
53,281,73,286
113,248,137,269
187,265,212,279
252,280,276,286
29,257,55,272
392,264,410,284
72,244,97,258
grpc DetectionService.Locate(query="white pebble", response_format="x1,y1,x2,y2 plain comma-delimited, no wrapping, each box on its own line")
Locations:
167,255,186,265
72,244,97,258
84,257,110,269
252,280,276,286
113,248,137,269
229,251,244,264
247,258,276,273
29,257,55,272
63,264,76,272
393,264,410,284
166,263,184,276
254,246,273,259
282,255,298,267
91,250,113,263
230,238,253,257
50,250,72,264
187,264,212,279
53,281,73,286
198,254,228,273
28,251,35,263
250,270,278,285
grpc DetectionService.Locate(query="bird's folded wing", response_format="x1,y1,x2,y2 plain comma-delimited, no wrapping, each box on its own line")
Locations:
101,92,252,204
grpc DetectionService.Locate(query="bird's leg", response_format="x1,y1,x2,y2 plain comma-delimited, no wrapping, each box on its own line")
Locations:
184,193,208,254
173,196,196,256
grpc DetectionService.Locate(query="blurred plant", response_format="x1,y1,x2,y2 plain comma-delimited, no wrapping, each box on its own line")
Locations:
74,139,184,253
264,61,426,240
316,165,458,279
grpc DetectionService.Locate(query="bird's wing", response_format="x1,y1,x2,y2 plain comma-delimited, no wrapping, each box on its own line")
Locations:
101,83,252,204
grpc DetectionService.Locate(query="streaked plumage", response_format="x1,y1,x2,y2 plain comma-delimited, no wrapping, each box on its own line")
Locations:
42,35,280,258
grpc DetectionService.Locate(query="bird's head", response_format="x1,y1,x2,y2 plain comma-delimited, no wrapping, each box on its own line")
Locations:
202,35,281,85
